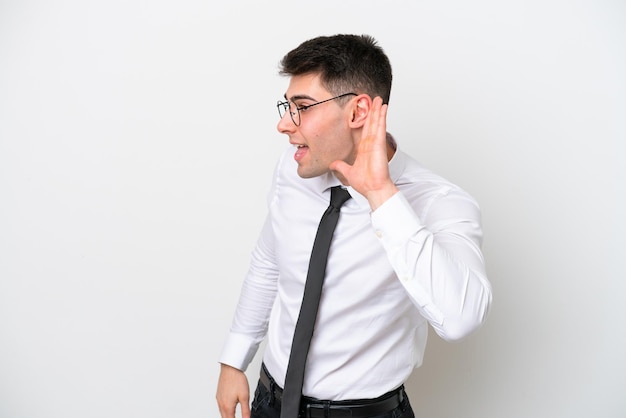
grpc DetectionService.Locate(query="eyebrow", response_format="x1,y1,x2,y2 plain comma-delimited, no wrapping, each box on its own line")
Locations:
284,93,316,102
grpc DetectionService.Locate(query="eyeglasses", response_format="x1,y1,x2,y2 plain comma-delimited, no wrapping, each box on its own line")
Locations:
277,93,357,126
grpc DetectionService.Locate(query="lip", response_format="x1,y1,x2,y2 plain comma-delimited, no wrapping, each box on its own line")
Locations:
293,144,309,162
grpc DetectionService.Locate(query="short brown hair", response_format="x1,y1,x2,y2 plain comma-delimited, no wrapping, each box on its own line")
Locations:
279,34,393,104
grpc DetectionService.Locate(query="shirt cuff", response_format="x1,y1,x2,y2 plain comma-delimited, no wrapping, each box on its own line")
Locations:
370,192,423,243
218,332,260,371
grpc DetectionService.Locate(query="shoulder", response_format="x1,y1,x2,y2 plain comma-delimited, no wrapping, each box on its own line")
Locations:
395,151,481,220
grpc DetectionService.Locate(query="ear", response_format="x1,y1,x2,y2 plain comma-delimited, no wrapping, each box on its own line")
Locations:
348,95,372,128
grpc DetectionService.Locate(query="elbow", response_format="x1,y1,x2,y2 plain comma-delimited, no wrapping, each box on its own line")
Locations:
433,293,492,342
434,317,485,342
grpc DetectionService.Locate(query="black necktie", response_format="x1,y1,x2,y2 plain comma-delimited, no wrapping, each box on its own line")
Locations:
280,186,352,418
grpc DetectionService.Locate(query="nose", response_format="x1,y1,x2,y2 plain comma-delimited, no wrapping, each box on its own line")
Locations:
277,111,296,134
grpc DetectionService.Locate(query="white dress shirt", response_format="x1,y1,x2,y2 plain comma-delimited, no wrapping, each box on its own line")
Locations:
219,143,492,400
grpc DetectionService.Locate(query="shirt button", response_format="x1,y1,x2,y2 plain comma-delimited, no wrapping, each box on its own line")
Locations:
375,230,383,238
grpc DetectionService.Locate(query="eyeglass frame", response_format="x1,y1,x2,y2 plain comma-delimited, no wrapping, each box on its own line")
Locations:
277,92,357,126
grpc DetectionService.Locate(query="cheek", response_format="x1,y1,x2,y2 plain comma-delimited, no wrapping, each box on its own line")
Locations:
302,115,352,158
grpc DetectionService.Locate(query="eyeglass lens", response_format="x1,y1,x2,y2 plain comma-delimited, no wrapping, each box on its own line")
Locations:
277,101,299,126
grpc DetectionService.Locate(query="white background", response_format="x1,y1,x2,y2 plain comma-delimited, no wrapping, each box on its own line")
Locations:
1,1,624,417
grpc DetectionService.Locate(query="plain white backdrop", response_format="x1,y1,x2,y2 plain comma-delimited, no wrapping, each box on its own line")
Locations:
1,1,624,417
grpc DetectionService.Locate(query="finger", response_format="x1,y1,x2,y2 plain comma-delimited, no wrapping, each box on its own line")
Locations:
216,390,234,418
362,98,385,152
216,392,239,418
364,97,382,141
241,400,251,418
239,390,250,418
217,402,236,418
376,103,388,145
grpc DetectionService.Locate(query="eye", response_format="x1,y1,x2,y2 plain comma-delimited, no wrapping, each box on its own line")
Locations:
298,103,312,112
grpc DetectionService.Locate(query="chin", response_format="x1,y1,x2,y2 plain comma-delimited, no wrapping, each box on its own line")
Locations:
297,166,326,179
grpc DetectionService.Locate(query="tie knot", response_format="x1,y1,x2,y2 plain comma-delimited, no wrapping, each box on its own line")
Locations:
330,186,351,209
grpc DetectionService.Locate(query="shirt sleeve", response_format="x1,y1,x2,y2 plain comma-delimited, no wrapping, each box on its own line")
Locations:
370,189,492,342
218,216,279,371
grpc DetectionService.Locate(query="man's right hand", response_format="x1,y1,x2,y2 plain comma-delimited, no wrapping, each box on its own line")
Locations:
216,363,251,418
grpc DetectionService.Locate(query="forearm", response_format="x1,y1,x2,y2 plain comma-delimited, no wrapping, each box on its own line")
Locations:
372,191,492,341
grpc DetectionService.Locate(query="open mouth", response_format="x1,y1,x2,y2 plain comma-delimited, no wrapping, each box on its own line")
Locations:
294,145,308,162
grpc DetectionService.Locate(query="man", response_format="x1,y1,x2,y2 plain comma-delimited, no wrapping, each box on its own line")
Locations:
217,34,492,418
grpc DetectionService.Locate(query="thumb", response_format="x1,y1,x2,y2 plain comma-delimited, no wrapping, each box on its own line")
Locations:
241,401,251,418
329,159,351,179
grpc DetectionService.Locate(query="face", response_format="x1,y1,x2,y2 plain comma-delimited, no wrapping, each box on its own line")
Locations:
277,73,357,180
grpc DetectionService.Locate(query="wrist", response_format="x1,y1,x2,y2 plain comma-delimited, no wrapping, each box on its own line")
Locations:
366,184,399,211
